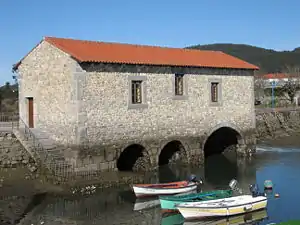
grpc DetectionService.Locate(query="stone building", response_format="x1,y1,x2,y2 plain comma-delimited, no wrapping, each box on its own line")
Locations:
12,37,258,172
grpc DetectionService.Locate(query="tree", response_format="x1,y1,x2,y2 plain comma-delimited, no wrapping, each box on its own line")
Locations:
278,66,300,104
5,82,10,89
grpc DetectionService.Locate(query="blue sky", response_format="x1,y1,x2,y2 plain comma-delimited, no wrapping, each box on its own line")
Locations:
1,0,300,85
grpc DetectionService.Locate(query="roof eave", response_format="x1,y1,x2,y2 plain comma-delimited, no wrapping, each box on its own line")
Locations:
79,60,259,70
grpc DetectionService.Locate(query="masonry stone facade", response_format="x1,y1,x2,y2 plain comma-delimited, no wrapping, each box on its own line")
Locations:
14,38,257,172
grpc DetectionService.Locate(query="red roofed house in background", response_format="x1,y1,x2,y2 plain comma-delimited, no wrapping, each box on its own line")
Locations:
262,73,289,87
12,37,259,173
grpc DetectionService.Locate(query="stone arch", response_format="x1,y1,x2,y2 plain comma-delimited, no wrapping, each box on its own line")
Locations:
158,140,189,166
117,144,150,171
202,123,244,158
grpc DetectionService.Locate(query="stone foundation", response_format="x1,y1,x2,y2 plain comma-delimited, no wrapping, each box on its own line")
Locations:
63,130,256,172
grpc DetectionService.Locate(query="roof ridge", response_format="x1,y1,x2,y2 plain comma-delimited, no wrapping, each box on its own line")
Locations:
44,36,219,53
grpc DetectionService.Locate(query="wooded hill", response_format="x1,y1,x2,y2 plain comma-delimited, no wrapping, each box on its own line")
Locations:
187,44,300,73
0,83,18,113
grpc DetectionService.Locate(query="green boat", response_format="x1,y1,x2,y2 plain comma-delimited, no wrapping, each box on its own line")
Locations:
159,189,233,210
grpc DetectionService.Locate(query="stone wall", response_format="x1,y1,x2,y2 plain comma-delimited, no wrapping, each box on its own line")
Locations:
81,72,255,145
68,68,256,171
16,40,79,145
255,110,300,139
0,132,35,169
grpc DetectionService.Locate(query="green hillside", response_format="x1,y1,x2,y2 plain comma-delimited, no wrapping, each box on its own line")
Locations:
0,82,18,113
187,44,300,73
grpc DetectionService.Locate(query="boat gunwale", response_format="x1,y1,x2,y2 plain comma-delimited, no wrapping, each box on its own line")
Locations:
133,180,188,188
132,183,198,191
159,189,232,201
176,198,267,209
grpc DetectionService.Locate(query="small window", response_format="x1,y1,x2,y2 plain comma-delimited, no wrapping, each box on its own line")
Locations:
131,80,143,104
175,74,184,96
211,82,219,102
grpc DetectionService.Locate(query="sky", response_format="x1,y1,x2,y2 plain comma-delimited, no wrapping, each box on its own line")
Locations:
1,0,300,85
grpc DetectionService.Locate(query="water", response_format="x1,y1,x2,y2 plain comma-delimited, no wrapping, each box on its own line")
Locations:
2,141,300,224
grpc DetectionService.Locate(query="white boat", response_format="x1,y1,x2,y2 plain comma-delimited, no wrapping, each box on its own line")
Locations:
176,195,268,220
132,180,198,198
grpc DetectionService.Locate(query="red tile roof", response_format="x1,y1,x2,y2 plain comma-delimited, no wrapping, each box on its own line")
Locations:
262,73,288,79
14,37,259,70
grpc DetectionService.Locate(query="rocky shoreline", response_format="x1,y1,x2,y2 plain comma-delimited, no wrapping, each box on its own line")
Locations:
255,110,300,140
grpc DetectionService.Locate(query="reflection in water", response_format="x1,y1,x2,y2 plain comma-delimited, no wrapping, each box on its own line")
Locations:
182,209,268,225
19,191,162,225
158,165,180,183
205,154,238,187
133,197,160,211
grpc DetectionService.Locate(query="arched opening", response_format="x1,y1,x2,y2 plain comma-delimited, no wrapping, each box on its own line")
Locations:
203,127,242,158
158,140,185,166
117,144,145,171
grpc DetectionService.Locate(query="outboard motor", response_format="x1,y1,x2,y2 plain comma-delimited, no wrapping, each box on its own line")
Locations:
229,179,238,190
249,184,265,197
228,179,242,193
188,174,203,184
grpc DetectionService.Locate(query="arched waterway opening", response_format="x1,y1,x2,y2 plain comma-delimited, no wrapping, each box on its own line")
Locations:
117,144,145,171
203,127,242,158
158,140,185,166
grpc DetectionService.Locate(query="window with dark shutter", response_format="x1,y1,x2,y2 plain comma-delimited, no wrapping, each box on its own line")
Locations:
131,80,143,104
211,82,219,102
175,74,184,96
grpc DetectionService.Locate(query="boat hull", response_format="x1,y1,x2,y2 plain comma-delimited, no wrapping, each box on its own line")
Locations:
132,181,198,198
160,190,232,210
177,195,268,220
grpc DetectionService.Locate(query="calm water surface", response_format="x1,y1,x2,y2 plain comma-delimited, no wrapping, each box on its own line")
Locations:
3,140,300,225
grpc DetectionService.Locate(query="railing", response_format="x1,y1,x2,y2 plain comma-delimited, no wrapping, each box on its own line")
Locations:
12,117,44,161
0,113,18,122
11,117,68,175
